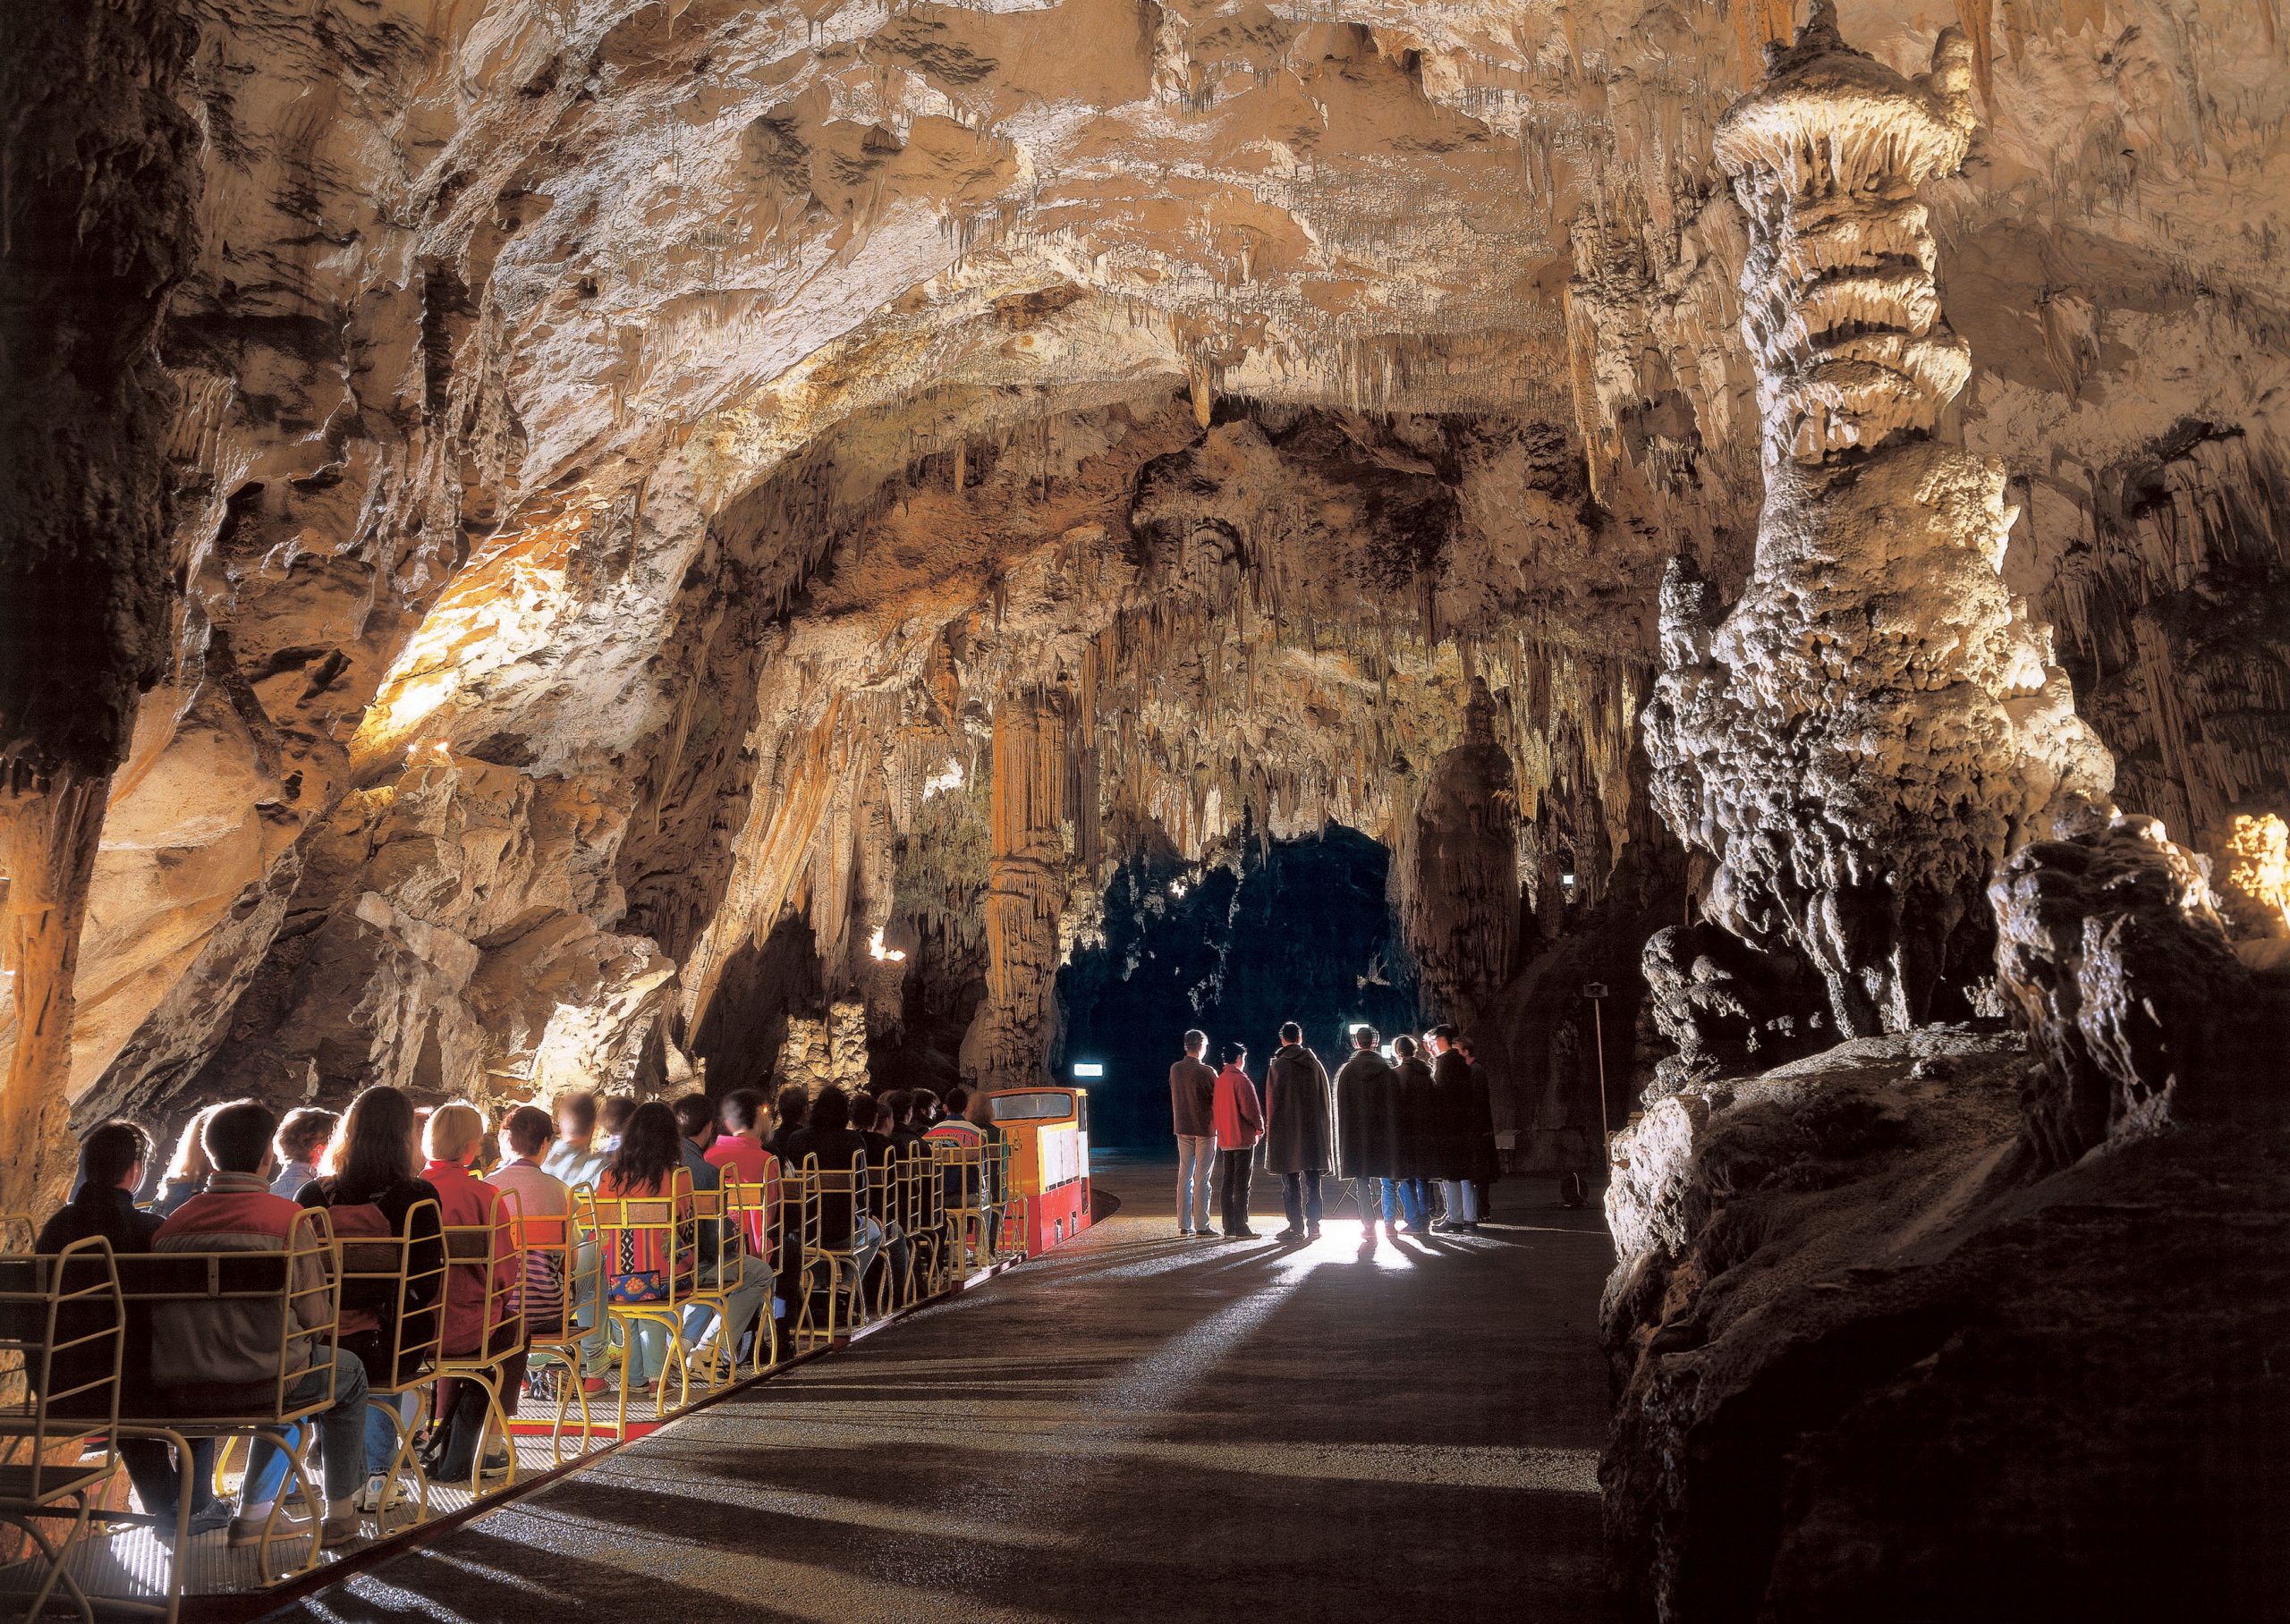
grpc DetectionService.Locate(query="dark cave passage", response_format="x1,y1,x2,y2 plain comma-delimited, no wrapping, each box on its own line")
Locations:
1056,827,1422,1148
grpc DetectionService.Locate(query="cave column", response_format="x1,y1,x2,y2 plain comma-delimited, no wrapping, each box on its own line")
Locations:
1641,1,2112,1036
960,689,1069,1093
1400,678,1522,1034
1,0,197,1208
1,781,112,1206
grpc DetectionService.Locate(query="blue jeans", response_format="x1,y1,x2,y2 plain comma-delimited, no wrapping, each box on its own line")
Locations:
572,1239,614,1372
242,1348,370,1505
1440,1180,1480,1222
1379,1179,1426,1227
682,1259,769,1361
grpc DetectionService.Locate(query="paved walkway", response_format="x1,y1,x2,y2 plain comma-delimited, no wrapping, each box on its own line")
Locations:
264,1155,1617,1623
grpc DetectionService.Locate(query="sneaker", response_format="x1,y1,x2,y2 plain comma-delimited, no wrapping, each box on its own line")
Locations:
1234,1227,1261,1239
227,1507,312,1547
581,1374,610,1395
1429,1218,1455,1233
182,1501,233,1538
479,1446,512,1479
354,1476,387,1515
319,1510,362,1549
1274,1228,1302,1243
1175,1228,1194,1239
1306,1223,1323,1241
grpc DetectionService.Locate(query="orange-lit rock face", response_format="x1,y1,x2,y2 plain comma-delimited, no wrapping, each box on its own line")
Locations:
5,0,2282,1171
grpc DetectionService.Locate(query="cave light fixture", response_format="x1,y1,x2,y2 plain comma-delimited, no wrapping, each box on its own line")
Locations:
867,926,906,963
1071,1062,1106,1078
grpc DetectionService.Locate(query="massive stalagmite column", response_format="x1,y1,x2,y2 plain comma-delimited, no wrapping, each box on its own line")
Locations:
1401,679,1522,1031
1,0,197,1207
1642,3,2113,1036
960,689,1070,1092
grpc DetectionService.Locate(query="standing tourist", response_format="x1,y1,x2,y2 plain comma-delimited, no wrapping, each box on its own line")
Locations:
1263,1021,1333,1243
1388,1036,1435,1235
1333,1027,1395,1233
1426,1026,1495,1231
1168,1030,1218,1238
1211,1041,1263,1240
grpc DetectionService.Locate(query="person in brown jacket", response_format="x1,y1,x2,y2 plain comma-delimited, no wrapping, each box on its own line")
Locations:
1169,1029,1217,1238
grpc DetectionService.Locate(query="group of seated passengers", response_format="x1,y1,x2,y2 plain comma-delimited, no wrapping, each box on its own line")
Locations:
23,1077,1013,1549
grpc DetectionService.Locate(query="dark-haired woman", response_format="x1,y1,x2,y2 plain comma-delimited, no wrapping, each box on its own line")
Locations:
295,1085,445,1510
784,1086,883,1302
765,1085,809,1160
595,1101,697,1394
764,1086,810,1318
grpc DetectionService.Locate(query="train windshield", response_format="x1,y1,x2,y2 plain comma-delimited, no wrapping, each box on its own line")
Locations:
988,1090,1074,1121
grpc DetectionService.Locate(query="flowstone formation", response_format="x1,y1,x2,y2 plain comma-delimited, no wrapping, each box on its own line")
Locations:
1643,4,2113,1036
1991,814,2258,1168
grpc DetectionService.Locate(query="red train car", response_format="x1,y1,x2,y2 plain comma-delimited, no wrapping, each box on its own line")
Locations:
981,1087,1092,1255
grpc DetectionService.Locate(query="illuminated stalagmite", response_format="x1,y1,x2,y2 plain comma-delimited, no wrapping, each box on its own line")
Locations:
1400,678,1521,1030
961,690,1071,1093
1643,2,2114,1035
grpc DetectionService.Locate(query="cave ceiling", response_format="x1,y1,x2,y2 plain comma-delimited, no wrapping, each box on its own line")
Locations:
7,0,2288,1161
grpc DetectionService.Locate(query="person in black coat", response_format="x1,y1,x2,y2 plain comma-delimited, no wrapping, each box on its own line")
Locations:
33,1121,227,1533
1332,1027,1395,1229
1389,1036,1436,1234
1426,1024,1493,1231
1262,1023,1333,1243
1455,1035,1501,1195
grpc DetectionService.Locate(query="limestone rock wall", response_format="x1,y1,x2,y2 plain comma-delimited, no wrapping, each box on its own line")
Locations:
1600,1025,2290,1620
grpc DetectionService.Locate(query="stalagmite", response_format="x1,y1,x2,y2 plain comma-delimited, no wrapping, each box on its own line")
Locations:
960,689,1071,1093
1399,678,1522,1031
1641,3,2114,1036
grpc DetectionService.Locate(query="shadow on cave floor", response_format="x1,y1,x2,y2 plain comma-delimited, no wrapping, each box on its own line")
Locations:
260,1157,1619,1624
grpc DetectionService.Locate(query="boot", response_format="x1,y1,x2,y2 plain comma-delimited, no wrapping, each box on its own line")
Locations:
428,1383,490,1484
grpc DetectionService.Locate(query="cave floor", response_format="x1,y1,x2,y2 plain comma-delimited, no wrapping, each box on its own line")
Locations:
256,1153,1618,1623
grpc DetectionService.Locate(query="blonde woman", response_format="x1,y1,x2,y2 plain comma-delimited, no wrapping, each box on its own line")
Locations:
152,1101,228,1216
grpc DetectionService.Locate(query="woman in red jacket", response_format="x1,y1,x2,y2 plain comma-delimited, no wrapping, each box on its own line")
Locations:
421,1102,523,1483
1212,1041,1264,1239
